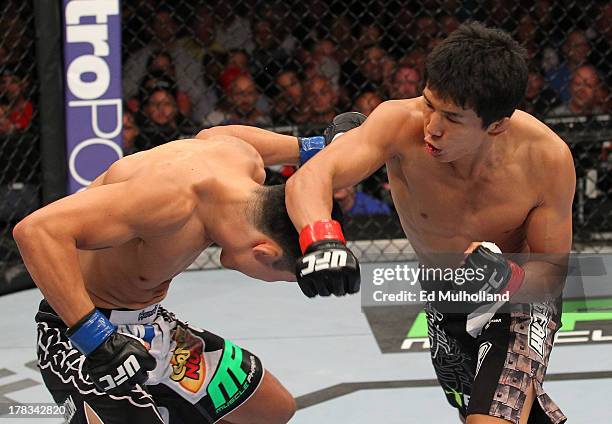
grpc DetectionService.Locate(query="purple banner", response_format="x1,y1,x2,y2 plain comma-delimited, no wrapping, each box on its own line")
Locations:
63,0,122,193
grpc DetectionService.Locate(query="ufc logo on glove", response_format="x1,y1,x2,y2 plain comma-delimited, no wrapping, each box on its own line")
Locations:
98,355,142,391
300,250,348,276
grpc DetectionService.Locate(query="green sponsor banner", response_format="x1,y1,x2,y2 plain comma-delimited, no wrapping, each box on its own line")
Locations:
406,297,612,338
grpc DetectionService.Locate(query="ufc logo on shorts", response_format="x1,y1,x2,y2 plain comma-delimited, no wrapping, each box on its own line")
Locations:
300,250,348,276
98,355,141,391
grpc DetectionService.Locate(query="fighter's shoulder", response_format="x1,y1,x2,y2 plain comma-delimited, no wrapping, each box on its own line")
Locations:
365,98,424,146
513,111,574,180
368,98,423,127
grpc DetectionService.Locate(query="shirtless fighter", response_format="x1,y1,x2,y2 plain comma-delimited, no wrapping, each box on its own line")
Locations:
286,23,573,423
12,115,358,423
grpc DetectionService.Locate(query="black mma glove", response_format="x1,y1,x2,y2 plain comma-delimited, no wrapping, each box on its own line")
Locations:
297,112,367,165
459,242,525,297
296,219,360,297
67,309,156,394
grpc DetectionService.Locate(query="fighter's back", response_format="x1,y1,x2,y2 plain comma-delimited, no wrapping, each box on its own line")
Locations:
77,136,266,308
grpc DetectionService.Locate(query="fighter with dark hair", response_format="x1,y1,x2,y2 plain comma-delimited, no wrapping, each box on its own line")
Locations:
223,22,572,423
14,113,358,423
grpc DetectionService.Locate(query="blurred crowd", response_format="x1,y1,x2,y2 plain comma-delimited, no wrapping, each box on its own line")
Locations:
1,0,611,210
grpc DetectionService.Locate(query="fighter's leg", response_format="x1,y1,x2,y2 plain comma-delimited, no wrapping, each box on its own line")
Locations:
221,370,296,424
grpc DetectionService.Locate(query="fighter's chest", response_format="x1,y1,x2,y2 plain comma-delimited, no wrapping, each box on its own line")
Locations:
388,159,536,239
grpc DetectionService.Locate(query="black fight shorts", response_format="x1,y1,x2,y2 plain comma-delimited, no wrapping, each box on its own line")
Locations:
425,300,567,424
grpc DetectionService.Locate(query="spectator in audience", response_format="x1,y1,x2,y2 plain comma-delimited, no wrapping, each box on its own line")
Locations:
0,66,33,131
354,91,382,116
357,25,382,50
122,108,141,155
314,39,341,79
350,46,388,95
123,8,211,122
589,2,612,82
139,81,196,148
514,14,541,62
272,70,308,125
304,76,339,125
145,52,192,117
414,16,439,51
333,185,391,217
548,65,603,116
179,5,225,63
251,18,293,92
546,30,592,101
330,16,358,64
400,49,427,80
0,95,15,135
519,69,559,116
389,65,421,100
213,2,255,53
205,73,271,126
127,71,189,117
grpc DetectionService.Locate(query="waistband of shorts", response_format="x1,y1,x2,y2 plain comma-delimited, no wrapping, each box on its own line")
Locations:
38,299,161,326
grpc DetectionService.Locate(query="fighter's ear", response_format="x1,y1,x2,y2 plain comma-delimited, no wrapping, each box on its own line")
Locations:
487,117,511,135
253,241,282,266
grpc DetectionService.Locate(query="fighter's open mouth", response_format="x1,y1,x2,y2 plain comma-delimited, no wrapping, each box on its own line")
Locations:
425,141,441,155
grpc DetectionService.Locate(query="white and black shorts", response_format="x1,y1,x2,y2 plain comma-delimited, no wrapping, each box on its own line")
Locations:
35,300,264,424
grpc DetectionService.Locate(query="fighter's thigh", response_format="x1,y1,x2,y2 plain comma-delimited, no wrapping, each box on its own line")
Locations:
222,370,296,424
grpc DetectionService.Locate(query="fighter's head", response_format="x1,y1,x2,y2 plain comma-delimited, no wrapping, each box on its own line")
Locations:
219,184,343,282
421,22,528,162
424,22,528,130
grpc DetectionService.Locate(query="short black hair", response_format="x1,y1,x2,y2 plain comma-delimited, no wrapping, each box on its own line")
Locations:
424,22,528,128
253,184,344,272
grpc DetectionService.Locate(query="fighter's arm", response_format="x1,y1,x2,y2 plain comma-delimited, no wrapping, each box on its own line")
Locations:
197,125,300,166
12,180,195,326
517,142,575,301
286,101,404,232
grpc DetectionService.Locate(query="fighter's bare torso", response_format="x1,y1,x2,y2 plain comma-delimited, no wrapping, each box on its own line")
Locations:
379,98,567,265
78,138,265,309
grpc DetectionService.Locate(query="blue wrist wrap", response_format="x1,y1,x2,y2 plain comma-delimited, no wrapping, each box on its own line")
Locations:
299,136,326,165
68,309,116,356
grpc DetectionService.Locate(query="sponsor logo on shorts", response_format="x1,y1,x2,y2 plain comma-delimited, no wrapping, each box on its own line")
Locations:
137,305,159,322
475,342,492,376
529,303,550,358
207,340,255,413
170,327,206,394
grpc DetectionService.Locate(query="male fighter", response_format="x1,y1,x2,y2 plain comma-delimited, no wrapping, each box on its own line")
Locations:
223,23,572,423
13,114,357,423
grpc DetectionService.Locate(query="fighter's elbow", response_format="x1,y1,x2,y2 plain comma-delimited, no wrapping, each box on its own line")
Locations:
13,215,46,248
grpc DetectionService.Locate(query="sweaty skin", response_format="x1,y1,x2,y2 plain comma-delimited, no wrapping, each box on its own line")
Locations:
14,137,296,327
286,90,575,300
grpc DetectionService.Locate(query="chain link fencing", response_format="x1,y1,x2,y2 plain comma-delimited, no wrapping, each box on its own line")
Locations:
121,0,612,267
1,1,611,283
0,1,41,293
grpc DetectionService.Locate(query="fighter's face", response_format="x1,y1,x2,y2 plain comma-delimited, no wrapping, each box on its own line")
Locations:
421,87,489,163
